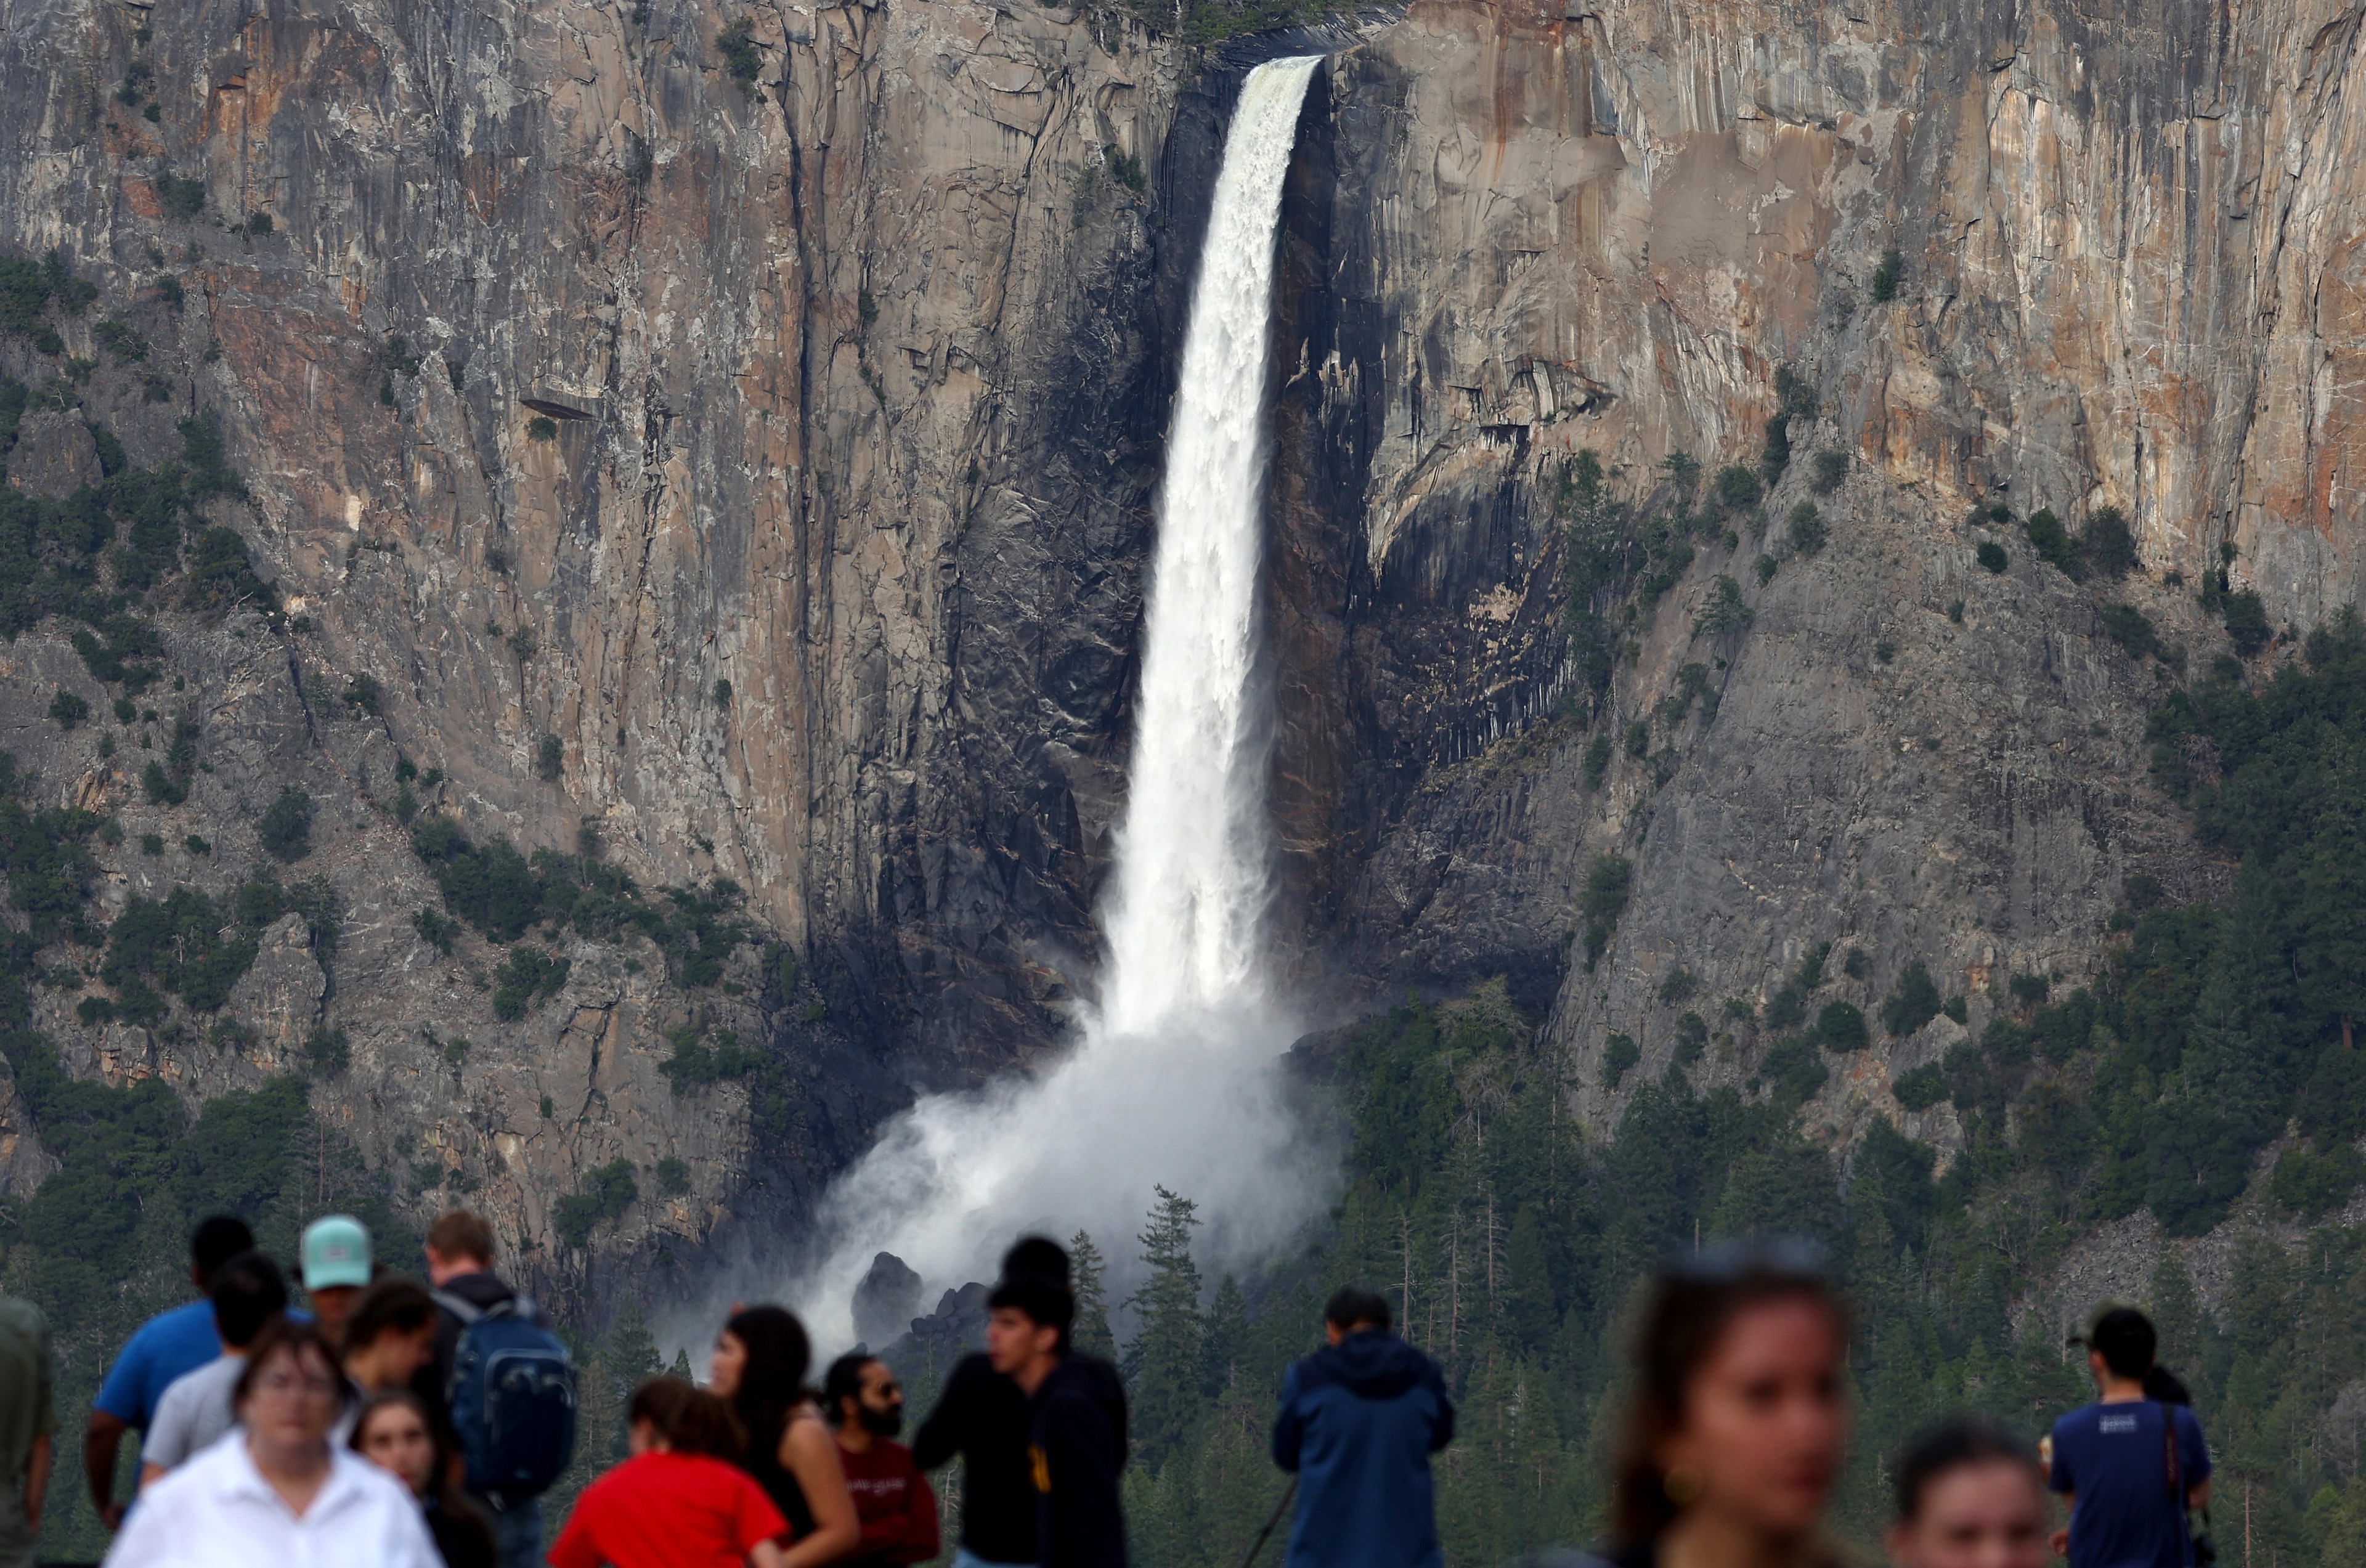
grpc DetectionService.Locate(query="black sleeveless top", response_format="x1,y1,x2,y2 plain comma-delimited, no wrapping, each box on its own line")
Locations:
747,1408,820,1540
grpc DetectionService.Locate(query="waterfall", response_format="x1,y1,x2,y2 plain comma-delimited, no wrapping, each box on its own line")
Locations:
784,57,1328,1343
1099,53,1321,1034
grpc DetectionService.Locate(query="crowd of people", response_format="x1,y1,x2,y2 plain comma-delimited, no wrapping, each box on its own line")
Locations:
0,1214,2215,1568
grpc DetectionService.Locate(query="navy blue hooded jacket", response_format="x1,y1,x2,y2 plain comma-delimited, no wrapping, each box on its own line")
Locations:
1270,1330,1455,1568
1030,1352,1130,1568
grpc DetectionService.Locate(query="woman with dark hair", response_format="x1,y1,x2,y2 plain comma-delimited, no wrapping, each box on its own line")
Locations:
708,1305,860,1567
1598,1245,1850,1568
351,1389,497,1568
103,1318,438,1566
1883,1420,2048,1568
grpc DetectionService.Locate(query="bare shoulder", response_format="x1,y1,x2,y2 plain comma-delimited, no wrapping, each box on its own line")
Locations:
781,1403,843,1469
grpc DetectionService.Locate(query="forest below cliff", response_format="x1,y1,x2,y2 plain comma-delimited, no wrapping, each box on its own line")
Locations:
888,599,2366,1568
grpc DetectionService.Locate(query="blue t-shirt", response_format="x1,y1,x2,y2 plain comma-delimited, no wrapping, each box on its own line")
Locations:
94,1301,220,1429
2049,1400,2211,1568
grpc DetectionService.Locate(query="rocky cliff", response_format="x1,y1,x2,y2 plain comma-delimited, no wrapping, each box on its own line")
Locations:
0,0,2352,1305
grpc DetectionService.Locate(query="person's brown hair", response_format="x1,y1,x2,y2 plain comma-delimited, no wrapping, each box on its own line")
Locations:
343,1278,437,1355
232,1317,345,1413
426,1210,495,1267
1611,1244,1848,1546
1894,1419,2038,1522
630,1376,747,1461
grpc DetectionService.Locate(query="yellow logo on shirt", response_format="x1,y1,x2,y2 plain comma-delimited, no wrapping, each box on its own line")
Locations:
1031,1444,1051,1493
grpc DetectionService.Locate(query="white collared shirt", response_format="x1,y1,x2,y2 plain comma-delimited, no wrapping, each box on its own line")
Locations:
104,1430,441,1567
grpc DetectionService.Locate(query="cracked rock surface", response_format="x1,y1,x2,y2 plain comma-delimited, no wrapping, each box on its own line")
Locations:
0,0,2354,1301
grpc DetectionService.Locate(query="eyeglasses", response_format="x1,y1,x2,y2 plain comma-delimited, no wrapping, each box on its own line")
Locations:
253,1371,340,1400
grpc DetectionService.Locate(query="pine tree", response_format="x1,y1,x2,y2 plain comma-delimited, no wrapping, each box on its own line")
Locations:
1200,1273,1248,1397
1124,1185,1206,1471
606,1300,662,1416
2298,775,2366,1048
1069,1229,1118,1360
1501,1205,1554,1348
2149,1243,2213,1394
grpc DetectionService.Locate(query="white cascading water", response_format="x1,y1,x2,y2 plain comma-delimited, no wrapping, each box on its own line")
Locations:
792,56,1329,1341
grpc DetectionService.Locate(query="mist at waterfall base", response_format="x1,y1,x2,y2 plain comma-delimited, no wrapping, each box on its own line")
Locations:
793,57,1333,1349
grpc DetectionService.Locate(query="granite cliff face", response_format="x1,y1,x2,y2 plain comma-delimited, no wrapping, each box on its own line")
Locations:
0,0,2353,1290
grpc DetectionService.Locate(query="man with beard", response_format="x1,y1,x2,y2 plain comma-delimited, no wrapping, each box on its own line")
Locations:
825,1353,940,1567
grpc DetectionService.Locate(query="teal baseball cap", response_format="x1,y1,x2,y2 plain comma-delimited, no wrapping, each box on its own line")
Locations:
301,1214,372,1290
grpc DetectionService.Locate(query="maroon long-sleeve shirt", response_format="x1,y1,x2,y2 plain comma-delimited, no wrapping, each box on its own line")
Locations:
837,1437,941,1566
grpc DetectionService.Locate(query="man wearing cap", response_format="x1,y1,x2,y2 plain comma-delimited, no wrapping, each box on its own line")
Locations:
2047,1306,2211,1568
301,1214,374,1349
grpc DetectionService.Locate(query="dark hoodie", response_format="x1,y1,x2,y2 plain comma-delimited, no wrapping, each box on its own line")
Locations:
913,1353,1036,1564
1029,1352,1130,1568
1270,1330,1453,1568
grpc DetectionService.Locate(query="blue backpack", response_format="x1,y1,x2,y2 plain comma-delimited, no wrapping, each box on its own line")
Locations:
437,1291,577,1506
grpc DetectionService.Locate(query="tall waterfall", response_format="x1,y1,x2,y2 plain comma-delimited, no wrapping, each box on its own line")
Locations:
1099,54,1320,1034
791,57,1328,1341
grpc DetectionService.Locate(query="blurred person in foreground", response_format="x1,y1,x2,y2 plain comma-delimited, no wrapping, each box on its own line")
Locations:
547,1378,790,1568
421,1209,577,1568
86,1214,254,1530
2047,1307,2210,1568
336,1280,441,1441
1577,1242,1850,1568
299,1214,373,1350
709,1304,860,1566
1885,1420,2049,1568
349,1389,497,1568
104,1318,437,1566
139,1251,291,1484
0,1288,53,1568
986,1243,1128,1568
914,1237,1078,1568
1270,1285,1454,1568
824,1351,939,1566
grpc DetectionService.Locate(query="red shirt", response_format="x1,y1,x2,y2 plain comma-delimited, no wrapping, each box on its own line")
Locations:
548,1450,789,1568
837,1439,940,1566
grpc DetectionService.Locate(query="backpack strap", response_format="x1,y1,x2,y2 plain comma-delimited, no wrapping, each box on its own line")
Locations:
433,1289,483,1326
434,1290,528,1325
2160,1402,2181,1498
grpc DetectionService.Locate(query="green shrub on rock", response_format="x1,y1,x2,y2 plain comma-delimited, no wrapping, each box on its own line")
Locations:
258,786,312,861
1601,1033,1640,1087
1714,465,1762,511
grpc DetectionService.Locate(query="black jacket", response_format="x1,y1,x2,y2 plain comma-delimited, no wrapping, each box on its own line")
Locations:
415,1270,519,1432
1030,1354,1129,1568
913,1353,1037,1564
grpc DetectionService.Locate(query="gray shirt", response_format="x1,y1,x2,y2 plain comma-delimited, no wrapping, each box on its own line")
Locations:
141,1354,244,1471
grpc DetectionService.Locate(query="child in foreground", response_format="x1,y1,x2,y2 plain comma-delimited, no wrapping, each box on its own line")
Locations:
548,1378,791,1568
1884,1419,2050,1568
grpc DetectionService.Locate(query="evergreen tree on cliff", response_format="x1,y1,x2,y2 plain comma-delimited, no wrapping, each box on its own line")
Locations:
1123,1186,1204,1471
1068,1230,1118,1361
